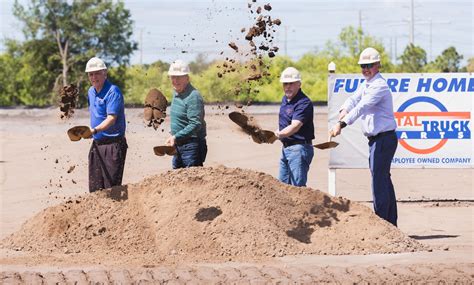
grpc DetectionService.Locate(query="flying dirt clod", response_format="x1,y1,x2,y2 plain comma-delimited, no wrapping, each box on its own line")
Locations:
144,88,168,130
59,84,79,119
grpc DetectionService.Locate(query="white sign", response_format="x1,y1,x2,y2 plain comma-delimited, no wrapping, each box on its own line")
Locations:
328,73,473,169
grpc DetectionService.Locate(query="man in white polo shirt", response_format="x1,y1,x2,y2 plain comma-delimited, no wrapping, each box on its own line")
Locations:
330,47,398,226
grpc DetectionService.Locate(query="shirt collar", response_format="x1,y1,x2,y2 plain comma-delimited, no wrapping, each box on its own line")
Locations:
366,72,381,84
175,82,192,97
284,89,303,104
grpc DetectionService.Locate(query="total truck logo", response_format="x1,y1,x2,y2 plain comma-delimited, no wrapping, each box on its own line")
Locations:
394,96,471,154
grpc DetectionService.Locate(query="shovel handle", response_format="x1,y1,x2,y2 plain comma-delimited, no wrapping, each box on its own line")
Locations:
328,131,334,143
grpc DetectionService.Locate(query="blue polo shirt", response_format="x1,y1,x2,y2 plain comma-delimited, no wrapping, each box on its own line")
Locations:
278,89,314,143
88,80,126,140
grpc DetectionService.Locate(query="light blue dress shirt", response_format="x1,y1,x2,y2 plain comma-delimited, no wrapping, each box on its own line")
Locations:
341,72,397,137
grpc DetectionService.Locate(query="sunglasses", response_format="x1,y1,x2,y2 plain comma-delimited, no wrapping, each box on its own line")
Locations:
360,63,375,69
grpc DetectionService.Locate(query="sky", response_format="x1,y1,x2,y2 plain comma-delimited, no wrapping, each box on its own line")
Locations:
1,0,473,66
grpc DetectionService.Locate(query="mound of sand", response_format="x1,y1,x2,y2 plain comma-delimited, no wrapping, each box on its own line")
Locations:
1,166,426,265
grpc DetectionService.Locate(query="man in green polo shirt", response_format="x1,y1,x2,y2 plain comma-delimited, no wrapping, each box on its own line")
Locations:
165,59,207,169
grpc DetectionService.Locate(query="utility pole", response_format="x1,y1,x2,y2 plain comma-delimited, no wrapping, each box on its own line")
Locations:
394,36,398,63
358,10,362,51
409,0,414,45
140,28,143,65
429,19,432,61
390,37,393,62
416,19,450,61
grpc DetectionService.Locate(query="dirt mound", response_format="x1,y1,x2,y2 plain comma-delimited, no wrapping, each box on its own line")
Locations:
1,166,426,265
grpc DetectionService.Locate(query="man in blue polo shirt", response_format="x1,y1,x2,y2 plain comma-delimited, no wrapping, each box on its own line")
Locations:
85,57,127,192
330,47,398,226
275,67,315,187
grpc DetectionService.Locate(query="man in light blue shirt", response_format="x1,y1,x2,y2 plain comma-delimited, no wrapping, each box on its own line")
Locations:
330,47,398,226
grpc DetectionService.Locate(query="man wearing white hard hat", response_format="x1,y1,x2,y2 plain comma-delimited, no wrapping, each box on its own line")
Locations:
85,57,128,192
165,59,207,168
275,67,315,187
330,47,398,226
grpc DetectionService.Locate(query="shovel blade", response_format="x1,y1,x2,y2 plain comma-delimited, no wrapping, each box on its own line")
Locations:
228,111,250,129
67,126,92,141
313,141,339,150
153,145,177,156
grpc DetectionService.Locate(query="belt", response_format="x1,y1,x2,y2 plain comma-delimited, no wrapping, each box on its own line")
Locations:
175,137,200,146
94,136,125,145
367,130,395,141
282,140,312,148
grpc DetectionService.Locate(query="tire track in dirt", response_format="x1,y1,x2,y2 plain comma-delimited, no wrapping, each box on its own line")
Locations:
1,263,472,284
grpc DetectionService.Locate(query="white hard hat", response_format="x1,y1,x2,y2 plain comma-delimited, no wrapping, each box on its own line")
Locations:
168,59,190,76
280,67,301,83
358,47,381,64
85,57,107,73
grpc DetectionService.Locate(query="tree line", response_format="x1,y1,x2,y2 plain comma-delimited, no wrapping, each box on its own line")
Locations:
1,0,472,107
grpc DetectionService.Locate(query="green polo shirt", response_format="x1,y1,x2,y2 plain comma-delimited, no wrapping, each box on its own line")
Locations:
170,83,206,140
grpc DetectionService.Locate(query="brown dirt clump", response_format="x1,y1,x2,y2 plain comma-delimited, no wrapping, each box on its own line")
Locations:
1,166,426,266
144,88,167,130
58,84,79,119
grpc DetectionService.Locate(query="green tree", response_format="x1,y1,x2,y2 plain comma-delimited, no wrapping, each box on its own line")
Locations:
432,46,463,72
398,44,427,72
122,60,172,105
189,53,212,74
466,57,474,72
0,39,61,106
323,26,394,73
13,0,137,93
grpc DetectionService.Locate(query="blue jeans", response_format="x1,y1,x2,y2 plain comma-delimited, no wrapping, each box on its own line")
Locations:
172,138,207,169
369,131,398,226
279,143,314,187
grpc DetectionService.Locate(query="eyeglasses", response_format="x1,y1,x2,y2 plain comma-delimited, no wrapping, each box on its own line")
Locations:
360,63,375,69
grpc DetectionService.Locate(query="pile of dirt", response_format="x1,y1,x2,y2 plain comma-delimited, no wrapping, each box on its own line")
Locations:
1,166,426,265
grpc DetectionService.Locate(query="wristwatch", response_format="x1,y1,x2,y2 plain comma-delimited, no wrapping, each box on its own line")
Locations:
92,128,97,135
338,121,347,128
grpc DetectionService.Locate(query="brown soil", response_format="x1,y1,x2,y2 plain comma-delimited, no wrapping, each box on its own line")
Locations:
228,42,239,52
216,1,281,104
58,84,79,119
1,166,426,266
144,88,167,130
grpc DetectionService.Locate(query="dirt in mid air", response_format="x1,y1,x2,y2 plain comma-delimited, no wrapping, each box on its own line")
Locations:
58,84,79,119
218,1,282,106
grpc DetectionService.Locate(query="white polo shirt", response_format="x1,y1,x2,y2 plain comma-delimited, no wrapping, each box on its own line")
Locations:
341,72,397,137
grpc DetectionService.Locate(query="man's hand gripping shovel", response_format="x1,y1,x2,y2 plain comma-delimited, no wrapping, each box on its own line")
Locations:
313,131,339,150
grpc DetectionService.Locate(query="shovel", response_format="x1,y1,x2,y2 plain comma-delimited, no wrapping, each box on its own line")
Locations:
251,129,278,144
153,145,177,156
229,111,277,144
67,126,92,141
313,134,339,150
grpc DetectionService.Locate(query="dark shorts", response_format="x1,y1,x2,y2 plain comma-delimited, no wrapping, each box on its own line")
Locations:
172,137,207,169
88,136,128,192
